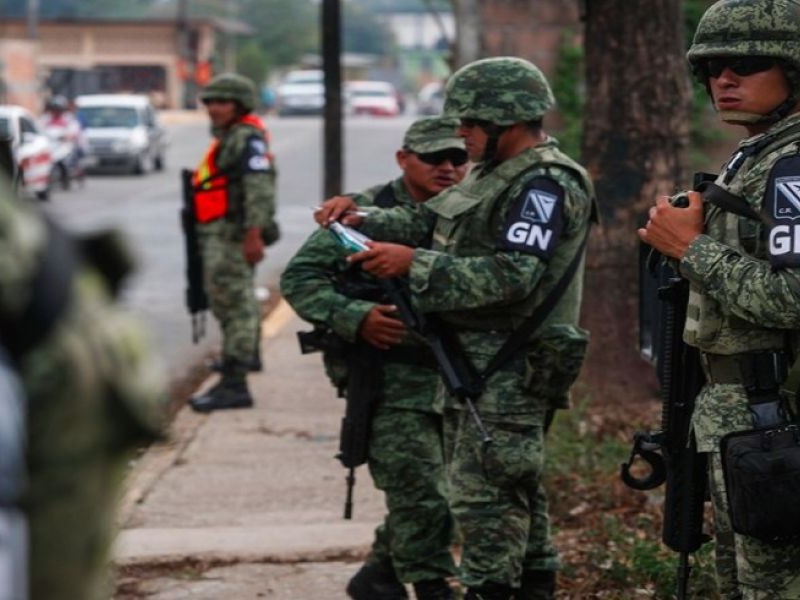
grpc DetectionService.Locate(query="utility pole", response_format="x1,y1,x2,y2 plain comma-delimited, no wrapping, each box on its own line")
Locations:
321,0,343,197
177,0,193,108
26,0,39,40
452,0,481,68
225,0,236,72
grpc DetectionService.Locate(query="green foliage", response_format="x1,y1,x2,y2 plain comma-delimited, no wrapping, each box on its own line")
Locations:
544,400,718,598
236,40,270,87
343,3,396,56
550,33,584,160
238,0,318,70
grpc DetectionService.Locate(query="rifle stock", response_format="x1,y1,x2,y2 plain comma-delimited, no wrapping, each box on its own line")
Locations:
180,169,208,343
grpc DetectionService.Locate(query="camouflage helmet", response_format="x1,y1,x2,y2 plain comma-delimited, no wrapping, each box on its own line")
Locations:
443,57,555,125
200,73,257,112
687,0,800,73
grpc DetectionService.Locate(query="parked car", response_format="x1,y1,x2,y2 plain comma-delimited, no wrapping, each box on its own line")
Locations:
345,80,401,117
0,105,55,200
75,94,168,175
275,69,325,116
417,81,445,116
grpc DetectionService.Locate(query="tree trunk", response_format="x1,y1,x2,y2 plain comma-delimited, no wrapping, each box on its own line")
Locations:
579,0,692,405
451,0,482,68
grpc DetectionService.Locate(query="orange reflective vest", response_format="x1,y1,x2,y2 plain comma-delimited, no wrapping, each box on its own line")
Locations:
193,114,272,223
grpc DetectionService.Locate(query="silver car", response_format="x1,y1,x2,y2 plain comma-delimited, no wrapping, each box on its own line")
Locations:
76,94,168,175
275,69,325,116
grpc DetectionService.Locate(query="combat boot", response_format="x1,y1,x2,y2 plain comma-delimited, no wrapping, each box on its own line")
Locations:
413,578,454,599
206,355,262,373
189,375,253,413
346,560,408,600
463,581,515,600
518,569,556,600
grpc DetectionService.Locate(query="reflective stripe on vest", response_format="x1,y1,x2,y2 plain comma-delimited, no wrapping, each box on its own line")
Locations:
192,114,272,224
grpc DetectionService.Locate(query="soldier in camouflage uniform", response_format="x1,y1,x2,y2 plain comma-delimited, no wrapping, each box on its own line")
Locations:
189,73,278,413
316,58,597,600
281,117,469,600
639,1,800,597
0,142,166,598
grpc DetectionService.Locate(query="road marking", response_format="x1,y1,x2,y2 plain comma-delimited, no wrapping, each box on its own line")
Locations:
261,297,295,339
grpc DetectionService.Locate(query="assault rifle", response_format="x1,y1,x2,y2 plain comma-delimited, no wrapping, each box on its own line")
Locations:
621,227,709,600
297,326,380,519
180,169,208,343
329,222,491,444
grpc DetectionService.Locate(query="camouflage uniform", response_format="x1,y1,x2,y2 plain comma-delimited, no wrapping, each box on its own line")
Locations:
0,170,166,598
680,2,800,597
191,73,277,412
281,118,466,598
359,58,596,595
196,121,275,364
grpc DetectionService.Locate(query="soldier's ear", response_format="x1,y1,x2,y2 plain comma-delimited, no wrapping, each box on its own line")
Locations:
396,149,409,170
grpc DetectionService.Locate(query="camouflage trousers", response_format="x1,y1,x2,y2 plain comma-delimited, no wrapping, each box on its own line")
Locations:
199,229,261,366
366,404,456,582
709,451,800,599
443,408,558,589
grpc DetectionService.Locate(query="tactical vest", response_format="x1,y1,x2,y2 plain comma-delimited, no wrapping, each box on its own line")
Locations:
684,113,800,354
192,114,272,223
423,141,595,331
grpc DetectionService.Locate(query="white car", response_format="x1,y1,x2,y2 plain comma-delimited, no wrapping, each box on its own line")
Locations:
275,69,325,116
0,105,55,200
345,81,401,117
75,94,168,175
417,81,445,116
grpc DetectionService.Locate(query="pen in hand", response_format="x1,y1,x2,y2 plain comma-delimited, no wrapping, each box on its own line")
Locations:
312,207,370,218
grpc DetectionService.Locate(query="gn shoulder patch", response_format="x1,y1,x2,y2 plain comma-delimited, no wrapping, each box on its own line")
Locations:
766,154,800,268
242,134,272,173
497,176,564,260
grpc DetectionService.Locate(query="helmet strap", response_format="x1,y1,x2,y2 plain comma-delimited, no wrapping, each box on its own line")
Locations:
480,123,508,162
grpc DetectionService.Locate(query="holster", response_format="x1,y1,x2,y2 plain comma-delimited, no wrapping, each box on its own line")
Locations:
714,350,800,544
721,423,800,544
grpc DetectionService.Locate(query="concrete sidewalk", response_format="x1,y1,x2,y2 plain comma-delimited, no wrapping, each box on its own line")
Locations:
114,298,388,599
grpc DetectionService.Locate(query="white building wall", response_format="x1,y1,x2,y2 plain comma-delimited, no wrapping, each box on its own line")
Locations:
376,12,455,50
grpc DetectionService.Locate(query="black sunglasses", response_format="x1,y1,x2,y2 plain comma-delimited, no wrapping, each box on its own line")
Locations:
414,149,469,167
201,97,234,105
702,56,776,79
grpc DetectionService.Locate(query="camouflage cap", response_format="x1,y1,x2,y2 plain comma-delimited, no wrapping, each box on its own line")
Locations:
402,116,465,153
443,56,555,125
687,0,800,70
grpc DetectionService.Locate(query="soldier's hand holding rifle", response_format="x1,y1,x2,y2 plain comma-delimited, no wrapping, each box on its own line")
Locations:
638,190,704,258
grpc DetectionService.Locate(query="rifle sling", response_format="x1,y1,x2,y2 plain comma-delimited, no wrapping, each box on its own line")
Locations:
479,224,591,384
696,181,768,224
